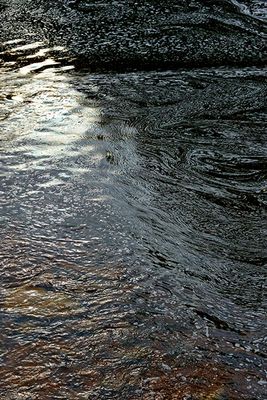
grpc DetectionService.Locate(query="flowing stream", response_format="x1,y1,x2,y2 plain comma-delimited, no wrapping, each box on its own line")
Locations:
0,1,266,399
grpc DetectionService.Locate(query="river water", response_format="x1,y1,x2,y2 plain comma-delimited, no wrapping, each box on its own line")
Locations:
0,1,267,400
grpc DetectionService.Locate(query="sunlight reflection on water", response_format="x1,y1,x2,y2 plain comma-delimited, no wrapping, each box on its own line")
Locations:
1,56,101,174
0,38,266,399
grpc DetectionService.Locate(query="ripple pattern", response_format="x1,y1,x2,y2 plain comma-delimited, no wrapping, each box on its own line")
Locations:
0,39,266,399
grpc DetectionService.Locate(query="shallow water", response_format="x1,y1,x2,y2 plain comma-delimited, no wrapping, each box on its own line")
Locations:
1,2,267,400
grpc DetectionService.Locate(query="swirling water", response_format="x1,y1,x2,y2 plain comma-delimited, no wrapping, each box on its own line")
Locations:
0,3,267,400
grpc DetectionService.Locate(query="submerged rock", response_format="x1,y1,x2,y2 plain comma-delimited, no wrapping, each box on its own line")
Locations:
4,284,86,318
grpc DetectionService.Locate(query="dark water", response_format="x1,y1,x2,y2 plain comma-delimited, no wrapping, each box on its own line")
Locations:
1,1,267,399
0,0,267,69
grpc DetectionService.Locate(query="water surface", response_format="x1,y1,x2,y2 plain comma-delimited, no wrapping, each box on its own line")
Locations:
0,2,267,400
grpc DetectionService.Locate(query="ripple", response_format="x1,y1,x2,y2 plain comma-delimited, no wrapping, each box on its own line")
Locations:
1,64,266,398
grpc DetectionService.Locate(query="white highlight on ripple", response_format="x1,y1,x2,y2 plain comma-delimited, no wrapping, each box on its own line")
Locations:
3,41,45,53
19,59,60,75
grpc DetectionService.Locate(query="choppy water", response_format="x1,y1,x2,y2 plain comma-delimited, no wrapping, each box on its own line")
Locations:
1,2,267,400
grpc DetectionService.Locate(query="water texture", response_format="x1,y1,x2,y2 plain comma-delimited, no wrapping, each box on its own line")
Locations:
0,1,267,399
0,0,266,69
